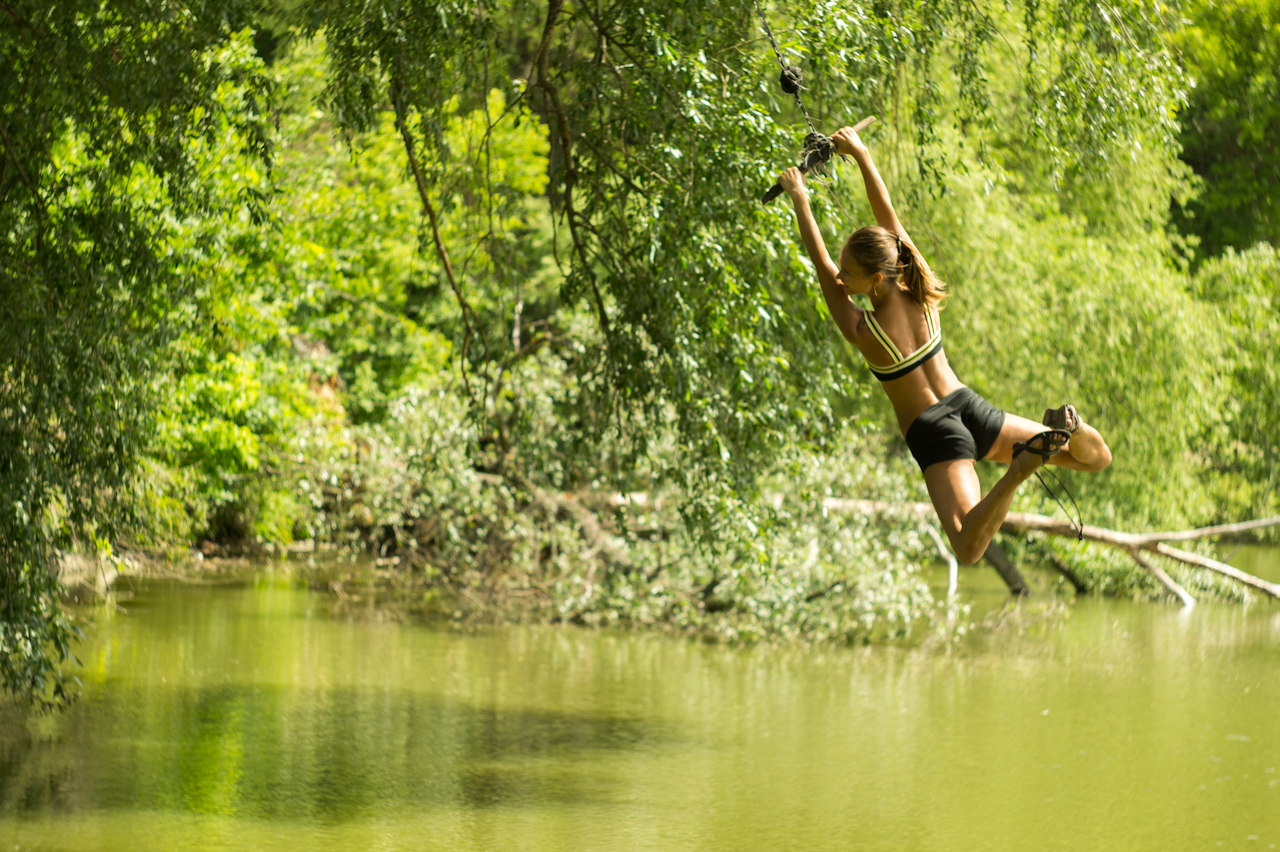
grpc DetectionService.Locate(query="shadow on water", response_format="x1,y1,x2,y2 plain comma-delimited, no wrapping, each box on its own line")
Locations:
0,686,658,820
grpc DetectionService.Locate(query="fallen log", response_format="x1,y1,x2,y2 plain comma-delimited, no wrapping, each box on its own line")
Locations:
823,499,1280,604
602,492,1280,604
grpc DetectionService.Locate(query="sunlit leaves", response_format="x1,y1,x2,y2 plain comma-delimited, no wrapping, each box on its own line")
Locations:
0,7,272,706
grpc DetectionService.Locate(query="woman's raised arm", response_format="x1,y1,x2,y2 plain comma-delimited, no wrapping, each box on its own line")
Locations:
777,167,862,344
831,127,907,241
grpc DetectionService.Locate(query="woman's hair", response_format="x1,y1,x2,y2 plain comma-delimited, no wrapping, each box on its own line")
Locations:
844,226,946,308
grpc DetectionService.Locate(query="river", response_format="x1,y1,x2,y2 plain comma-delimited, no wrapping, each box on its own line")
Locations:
1,551,1277,851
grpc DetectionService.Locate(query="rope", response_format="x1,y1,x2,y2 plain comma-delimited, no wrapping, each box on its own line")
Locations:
1013,431,1085,540
752,0,818,136
1032,467,1085,540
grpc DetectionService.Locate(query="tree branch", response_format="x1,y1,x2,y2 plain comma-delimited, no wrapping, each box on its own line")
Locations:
800,499,1280,601
390,74,488,398
531,0,613,342
1130,551,1195,608
1152,542,1280,600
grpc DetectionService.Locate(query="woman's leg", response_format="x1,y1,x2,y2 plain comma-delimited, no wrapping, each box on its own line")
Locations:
984,411,1112,472
922,405,1111,565
923,453,1045,565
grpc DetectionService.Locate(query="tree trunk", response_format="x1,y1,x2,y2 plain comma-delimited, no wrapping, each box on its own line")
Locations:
983,539,1031,596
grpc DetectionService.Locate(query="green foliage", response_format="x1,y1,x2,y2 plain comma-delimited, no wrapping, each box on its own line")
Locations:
302,0,1185,519
1173,0,1280,257
1,4,272,706
1190,244,1280,519
285,363,940,643
8,0,1278,705
917,166,1220,529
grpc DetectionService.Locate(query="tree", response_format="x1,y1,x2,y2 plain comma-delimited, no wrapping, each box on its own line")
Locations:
0,1,272,706
301,0,1186,520
1173,0,1280,258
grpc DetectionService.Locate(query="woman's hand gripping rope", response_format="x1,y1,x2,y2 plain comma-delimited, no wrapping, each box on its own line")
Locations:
762,116,877,203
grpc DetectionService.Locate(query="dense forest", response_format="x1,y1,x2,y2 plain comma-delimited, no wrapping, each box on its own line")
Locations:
2,0,1278,706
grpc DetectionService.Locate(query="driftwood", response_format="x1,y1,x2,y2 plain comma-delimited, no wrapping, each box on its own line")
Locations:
828,499,1280,607
923,525,959,598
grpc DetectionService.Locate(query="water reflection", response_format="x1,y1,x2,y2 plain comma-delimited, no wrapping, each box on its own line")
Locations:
0,687,655,819
0,560,1277,852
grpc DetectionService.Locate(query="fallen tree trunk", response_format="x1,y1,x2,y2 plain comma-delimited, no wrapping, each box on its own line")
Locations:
827,499,1280,605
603,493,1280,605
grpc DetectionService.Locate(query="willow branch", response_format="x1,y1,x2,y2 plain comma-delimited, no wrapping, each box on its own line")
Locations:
531,0,612,342
390,74,486,399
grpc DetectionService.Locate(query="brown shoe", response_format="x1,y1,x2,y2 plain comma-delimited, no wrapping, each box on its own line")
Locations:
1042,404,1080,433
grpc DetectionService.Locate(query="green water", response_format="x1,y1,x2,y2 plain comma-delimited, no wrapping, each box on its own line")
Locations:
1,558,1278,852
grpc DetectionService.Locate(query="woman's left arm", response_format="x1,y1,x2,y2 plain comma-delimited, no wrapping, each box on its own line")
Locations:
779,168,862,344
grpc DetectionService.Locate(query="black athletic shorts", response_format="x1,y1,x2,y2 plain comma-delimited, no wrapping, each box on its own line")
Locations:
904,387,1006,471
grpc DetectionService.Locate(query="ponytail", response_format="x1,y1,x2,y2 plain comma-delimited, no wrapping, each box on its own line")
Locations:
845,226,946,308
895,235,946,308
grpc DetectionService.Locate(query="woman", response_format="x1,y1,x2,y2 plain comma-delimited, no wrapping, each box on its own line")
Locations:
777,126,1111,564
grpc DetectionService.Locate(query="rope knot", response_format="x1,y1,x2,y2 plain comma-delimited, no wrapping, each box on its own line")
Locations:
799,132,835,171
779,65,804,94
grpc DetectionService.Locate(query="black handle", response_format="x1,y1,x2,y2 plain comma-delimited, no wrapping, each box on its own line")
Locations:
762,182,785,203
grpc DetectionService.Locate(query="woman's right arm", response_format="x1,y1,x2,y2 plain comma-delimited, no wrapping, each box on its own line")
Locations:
778,167,863,345
831,127,908,241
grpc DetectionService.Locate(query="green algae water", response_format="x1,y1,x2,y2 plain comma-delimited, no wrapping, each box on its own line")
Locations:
1,558,1278,852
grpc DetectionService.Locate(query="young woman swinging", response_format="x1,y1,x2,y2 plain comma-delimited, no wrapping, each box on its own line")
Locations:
777,126,1112,564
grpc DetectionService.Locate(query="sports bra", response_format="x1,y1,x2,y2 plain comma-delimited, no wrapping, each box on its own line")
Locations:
864,305,943,382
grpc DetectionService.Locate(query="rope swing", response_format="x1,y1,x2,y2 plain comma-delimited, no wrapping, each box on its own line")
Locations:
752,0,872,203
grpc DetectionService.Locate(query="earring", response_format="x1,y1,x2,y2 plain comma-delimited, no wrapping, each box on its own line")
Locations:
872,281,878,298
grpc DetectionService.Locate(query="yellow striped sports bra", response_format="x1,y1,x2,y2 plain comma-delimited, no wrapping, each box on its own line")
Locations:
864,305,943,382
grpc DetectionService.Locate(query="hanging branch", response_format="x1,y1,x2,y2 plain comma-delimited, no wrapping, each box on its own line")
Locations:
389,72,487,400
530,0,612,342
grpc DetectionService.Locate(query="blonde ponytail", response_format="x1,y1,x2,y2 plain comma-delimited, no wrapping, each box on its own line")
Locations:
896,236,945,308
844,226,946,308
